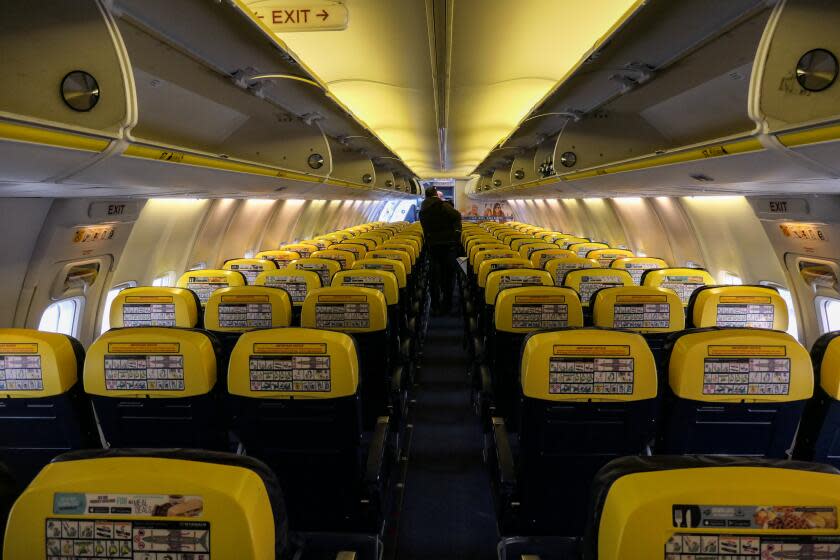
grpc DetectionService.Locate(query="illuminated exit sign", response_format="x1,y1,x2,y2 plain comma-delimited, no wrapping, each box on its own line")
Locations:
245,1,349,32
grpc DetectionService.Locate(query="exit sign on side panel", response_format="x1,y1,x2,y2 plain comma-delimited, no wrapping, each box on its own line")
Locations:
245,1,349,32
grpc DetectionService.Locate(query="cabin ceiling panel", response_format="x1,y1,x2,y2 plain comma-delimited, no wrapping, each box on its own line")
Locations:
246,0,439,178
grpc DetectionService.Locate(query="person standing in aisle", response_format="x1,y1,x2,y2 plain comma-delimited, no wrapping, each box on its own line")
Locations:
419,186,461,315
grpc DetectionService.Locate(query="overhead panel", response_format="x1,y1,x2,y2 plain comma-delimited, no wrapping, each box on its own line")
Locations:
446,0,643,177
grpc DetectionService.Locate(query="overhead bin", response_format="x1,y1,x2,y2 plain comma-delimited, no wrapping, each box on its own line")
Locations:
0,0,416,198
0,1,132,183
469,0,840,198
509,148,538,186
326,136,378,189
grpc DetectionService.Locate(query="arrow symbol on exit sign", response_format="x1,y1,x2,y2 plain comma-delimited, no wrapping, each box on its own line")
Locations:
317,9,329,21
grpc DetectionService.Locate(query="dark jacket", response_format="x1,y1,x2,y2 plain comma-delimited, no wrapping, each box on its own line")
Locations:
419,197,461,246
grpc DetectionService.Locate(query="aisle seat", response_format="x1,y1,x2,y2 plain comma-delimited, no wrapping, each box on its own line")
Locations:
642,267,715,306
490,329,657,536
177,269,247,306
368,249,413,275
0,329,98,488
227,328,391,533
256,249,301,268
472,248,519,275
546,257,599,287
530,248,576,269
586,248,634,267
484,269,554,307
485,287,583,422
586,455,840,560
84,328,228,450
378,242,417,266
312,249,355,271
658,328,813,457
610,256,668,284
333,270,405,364
286,257,341,288
569,242,609,257
795,332,840,468
223,258,278,285
477,258,533,290
4,449,289,559
301,288,399,427
688,285,788,329
280,243,319,258
109,286,201,328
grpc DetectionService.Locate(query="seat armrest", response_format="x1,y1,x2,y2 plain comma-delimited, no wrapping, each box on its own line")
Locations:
390,364,404,395
365,416,391,485
492,417,516,492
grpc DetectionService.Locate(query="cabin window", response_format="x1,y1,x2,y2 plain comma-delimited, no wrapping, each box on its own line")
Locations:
720,271,743,285
760,281,800,341
99,282,137,334
152,271,177,287
38,297,82,337
819,297,840,333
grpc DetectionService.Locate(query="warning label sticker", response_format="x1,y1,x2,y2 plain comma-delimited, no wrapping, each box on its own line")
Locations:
499,274,545,290
716,298,775,329
104,355,185,391
661,276,707,304
262,276,308,303
538,253,565,268
0,353,43,391
249,354,331,392
341,275,386,293
489,261,526,272
512,303,569,329
217,303,272,328
227,264,262,284
614,301,671,329
552,263,588,286
622,262,661,284
46,517,210,558
703,357,791,395
264,255,296,267
297,263,331,287
123,303,176,327
549,357,634,394
576,275,627,303
596,254,626,267
186,277,229,304
315,302,370,329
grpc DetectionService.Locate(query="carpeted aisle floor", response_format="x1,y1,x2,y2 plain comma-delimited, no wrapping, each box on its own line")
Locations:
395,313,499,560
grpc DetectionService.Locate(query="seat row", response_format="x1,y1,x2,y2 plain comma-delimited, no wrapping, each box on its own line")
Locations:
4,450,840,559
0,220,426,559
0,323,395,558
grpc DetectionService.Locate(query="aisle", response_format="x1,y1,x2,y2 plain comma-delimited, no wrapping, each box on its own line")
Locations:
394,313,499,560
